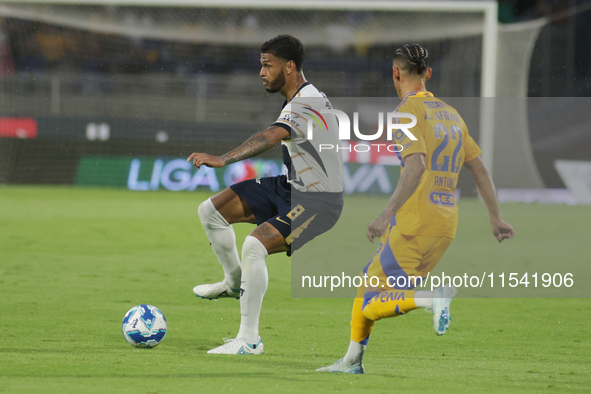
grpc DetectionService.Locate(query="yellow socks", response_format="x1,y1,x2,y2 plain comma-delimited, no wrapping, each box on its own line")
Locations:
361,290,419,321
350,298,374,344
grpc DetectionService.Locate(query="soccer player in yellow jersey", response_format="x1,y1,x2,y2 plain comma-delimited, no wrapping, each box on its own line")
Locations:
317,44,515,374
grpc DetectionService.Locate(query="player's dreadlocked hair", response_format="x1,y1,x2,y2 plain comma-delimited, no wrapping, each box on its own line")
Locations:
394,44,429,75
261,35,306,71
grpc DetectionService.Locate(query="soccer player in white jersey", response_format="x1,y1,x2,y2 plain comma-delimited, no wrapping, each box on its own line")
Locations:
187,35,343,354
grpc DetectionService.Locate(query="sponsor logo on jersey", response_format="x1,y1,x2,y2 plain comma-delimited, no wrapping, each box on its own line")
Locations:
429,191,455,206
279,113,300,127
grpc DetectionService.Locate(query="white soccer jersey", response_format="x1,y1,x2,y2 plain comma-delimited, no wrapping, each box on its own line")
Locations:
272,83,343,193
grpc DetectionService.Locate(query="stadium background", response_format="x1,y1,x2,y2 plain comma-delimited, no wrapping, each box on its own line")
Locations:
0,0,590,197
1,1,591,392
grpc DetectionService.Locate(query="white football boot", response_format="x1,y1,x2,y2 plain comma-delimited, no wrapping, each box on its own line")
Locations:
316,358,365,374
193,280,240,300
431,285,457,335
207,337,264,355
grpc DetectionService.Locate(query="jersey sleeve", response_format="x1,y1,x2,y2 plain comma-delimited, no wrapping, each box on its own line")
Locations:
462,129,482,162
393,101,427,159
271,101,309,141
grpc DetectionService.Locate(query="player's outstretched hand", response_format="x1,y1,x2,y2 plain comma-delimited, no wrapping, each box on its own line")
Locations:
367,214,391,243
187,152,225,169
491,218,515,243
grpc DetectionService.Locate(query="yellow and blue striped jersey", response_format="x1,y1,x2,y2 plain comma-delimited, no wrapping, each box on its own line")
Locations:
393,91,481,238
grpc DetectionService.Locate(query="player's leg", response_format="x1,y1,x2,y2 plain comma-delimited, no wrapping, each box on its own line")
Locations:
195,174,286,300
382,235,457,336
208,190,343,354
193,187,256,300
235,193,341,346
239,223,288,342
211,186,257,224
419,237,456,335
319,227,455,371
229,180,292,348
317,238,388,375
345,225,423,322
361,231,456,334
319,235,456,371
318,218,404,374
207,222,288,355
316,296,371,374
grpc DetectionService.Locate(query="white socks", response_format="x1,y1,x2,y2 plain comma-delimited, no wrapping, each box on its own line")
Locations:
198,198,241,290
344,340,366,365
198,200,270,345
237,235,269,344
414,290,433,308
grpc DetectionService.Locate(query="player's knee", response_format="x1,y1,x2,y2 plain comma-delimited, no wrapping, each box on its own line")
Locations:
198,198,213,221
198,198,229,229
242,235,269,260
362,291,417,321
362,305,381,321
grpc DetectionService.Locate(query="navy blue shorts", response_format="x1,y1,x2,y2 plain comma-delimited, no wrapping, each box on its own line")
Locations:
230,175,343,256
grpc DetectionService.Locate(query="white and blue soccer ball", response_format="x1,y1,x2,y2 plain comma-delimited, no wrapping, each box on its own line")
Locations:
122,305,167,348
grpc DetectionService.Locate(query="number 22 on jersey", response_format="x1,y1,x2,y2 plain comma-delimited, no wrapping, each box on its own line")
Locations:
431,123,463,174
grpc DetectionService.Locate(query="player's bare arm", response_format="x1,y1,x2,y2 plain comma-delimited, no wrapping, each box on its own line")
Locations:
187,126,289,169
366,153,426,242
464,156,515,243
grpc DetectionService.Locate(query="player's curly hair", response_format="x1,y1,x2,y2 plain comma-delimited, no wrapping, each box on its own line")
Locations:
394,44,429,75
261,35,306,71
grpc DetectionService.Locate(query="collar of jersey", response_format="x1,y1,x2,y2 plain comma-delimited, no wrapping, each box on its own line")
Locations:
405,91,434,98
282,81,312,108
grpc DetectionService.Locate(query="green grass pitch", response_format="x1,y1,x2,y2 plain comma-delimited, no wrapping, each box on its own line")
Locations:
0,186,589,393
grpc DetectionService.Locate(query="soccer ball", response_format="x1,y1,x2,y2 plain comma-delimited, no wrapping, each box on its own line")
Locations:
122,304,167,348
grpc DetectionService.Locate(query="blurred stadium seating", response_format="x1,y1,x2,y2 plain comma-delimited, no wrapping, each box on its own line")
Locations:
0,0,590,194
